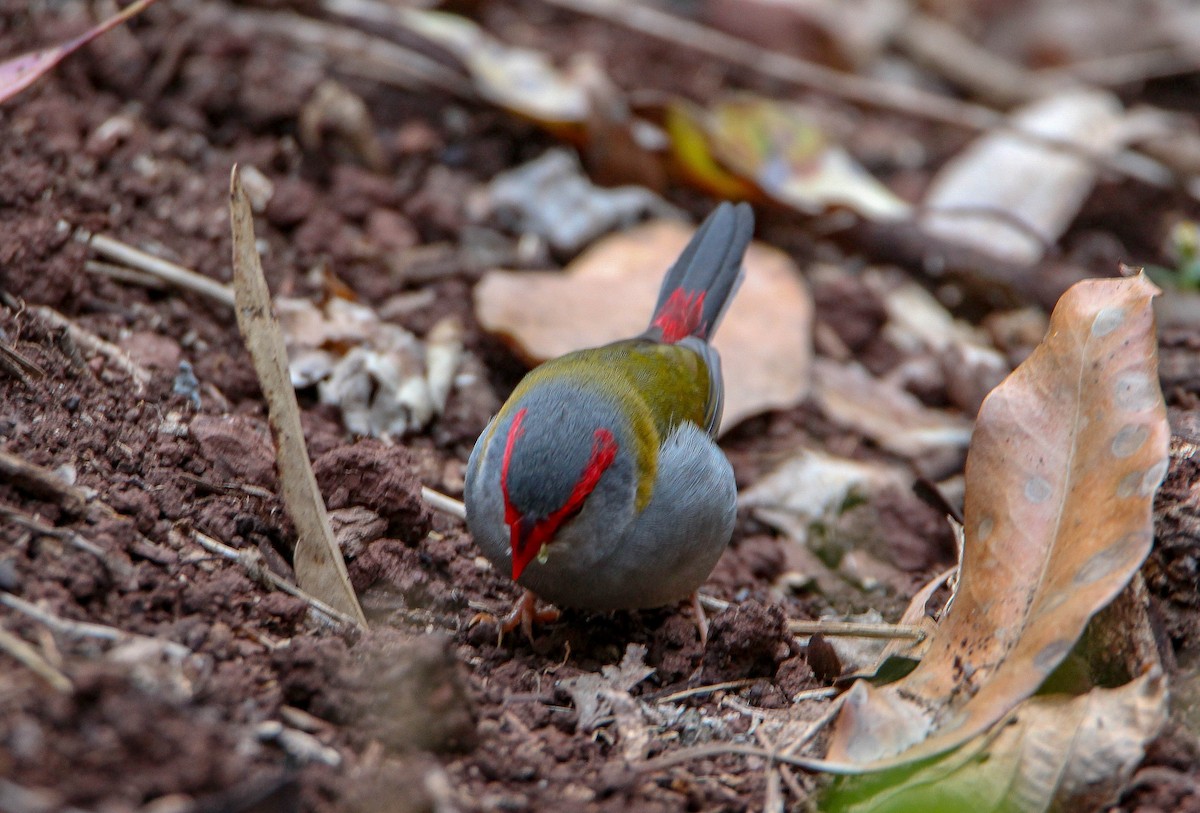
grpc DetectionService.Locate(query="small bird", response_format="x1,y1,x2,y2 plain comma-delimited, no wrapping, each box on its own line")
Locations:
465,202,755,641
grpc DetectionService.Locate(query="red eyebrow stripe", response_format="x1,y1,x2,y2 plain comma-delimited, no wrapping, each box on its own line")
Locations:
500,408,527,529
554,428,617,522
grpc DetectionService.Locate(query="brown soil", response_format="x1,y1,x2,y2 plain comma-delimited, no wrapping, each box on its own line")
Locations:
1,2,1198,812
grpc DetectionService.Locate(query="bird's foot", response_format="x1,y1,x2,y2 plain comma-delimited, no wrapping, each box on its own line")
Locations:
689,591,709,647
469,590,560,643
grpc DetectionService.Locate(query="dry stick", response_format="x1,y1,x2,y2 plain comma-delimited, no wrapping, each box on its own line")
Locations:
0,505,131,578
1036,46,1200,89
788,620,927,641
0,340,45,383
85,231,235,308
0,627,72,693
541,0,1177,191
654,678,763,704
229,166,368,628
893,12,1060,108
0,450,89,514
0,591,190,660
422,486,466,520
235,7,476,100
189,529,361,629
30,305,151,392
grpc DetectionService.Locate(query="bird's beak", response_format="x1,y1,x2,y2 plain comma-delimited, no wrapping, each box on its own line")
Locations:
509,515,543,581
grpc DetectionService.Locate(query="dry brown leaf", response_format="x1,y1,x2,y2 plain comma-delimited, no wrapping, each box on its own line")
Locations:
813,359,973,458
475,218,812,432
823,273,1168,769
229,166,367,628
824,671,1166,812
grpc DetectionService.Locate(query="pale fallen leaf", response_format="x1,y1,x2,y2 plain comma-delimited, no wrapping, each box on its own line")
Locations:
0,0,160,105
480,149,681,254
229,166,367,627
824,671,1166,813
813,358,973,458
740,450,908,546
559,644,656,762
823,273,1169,770
276,297,462,438
920,90,1127,265
475,217,812,431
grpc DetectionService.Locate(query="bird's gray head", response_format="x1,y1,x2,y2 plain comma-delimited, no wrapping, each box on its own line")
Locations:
497,385,628,579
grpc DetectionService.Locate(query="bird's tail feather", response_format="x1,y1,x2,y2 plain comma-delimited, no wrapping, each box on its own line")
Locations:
648,202,754,344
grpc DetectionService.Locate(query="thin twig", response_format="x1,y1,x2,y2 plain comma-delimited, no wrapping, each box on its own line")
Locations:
788,620,927,641
791,686,839,703
189,529,361,629
30,305,151,391
85,259,169,291
635,741,857,775
422,486,466,520
0,591,190,660
1035,47,1200,90
653,678,762,704
84,231,235,308
0,627,72,692
0,450,89,514
0,339,45,383
542,0,998,130
236,7,476,99
0,505,131,578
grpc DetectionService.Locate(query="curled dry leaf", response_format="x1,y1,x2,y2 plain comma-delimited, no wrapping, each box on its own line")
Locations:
229,166,367,627
919,90,1127,265
823,273,1169,770
824,671,1166,813
479,149,681,254
277,297,462,438
474,218,812,432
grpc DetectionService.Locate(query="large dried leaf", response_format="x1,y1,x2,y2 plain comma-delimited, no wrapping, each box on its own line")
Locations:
229,167,367,627
824,273,1168,769
919,91,1127,265
475,218,812,432
0,0,159,104
824,671,1166,813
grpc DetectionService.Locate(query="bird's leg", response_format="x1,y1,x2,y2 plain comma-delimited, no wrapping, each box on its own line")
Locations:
690,591,709,647
499,590,561,640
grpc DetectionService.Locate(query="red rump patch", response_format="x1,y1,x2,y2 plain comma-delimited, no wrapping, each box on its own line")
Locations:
500,413,618,580
652,288,707,343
